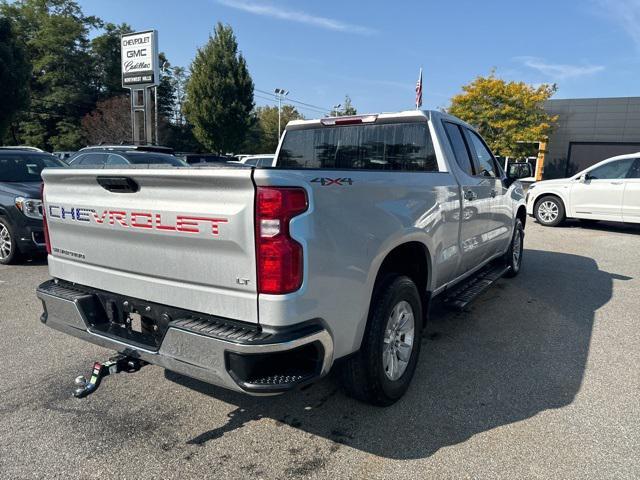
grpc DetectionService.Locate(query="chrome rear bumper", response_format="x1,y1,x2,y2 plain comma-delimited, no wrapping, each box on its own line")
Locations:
37,280,333,394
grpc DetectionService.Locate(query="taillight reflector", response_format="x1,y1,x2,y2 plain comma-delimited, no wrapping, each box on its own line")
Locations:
256,187,308,294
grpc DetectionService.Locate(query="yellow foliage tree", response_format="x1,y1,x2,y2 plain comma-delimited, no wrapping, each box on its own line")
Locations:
448,73,558,157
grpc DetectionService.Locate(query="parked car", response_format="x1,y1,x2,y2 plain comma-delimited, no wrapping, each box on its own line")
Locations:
37,110,529,405
77,144,174,154
0,150,66,264
68,150,187,167
240,154,276,167
67,145,175,163
0,146,45,153
176,153,234,165
527,153,640,226
53,151,76,163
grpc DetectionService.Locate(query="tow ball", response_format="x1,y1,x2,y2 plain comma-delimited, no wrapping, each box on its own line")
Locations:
73,354,147,398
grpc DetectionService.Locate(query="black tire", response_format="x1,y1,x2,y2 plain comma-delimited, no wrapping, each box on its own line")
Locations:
503,219,524,278
534,195,565,227
0,218,21,265
340,275,423,406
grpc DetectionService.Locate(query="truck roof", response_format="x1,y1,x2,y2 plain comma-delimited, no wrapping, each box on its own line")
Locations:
285,109,468,131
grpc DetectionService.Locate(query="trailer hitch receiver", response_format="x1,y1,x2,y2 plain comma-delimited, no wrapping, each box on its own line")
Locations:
73,354,147,398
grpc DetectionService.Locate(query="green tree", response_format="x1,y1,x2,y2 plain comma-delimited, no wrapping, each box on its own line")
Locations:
339,94,357,116
90,22,132,99
156,52,175,121
448,72,557,157
184,22,254,153
244,105,303,153
0,17,31,143
1,0,100,149
170,66,188,125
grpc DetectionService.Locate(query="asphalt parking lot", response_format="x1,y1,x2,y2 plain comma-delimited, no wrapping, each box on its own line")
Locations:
0,220,638,479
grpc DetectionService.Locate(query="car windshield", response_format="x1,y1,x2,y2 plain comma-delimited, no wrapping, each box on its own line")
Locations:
123,153,187,166
0,154,66,182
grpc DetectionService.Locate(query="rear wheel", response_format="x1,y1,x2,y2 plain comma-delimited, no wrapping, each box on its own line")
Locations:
0,218,21,265
534,196,565,227
340,275,423,406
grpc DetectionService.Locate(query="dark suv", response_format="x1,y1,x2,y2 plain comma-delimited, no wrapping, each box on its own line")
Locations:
0,150,66,264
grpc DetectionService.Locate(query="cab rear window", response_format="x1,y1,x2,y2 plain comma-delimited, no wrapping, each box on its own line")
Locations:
277,122,438,171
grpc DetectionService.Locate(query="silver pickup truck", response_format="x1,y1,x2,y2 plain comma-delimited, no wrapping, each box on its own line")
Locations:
37,110,529,406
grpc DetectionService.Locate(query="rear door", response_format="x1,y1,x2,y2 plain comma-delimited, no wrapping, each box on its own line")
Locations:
623,158,640,223
443,123,500,273
570,158,634,221
463,128,511,257
42,167,259,323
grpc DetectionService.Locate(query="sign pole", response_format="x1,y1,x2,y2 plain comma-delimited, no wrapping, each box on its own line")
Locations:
154,86,159,145
144,88,153,145
130,91,136,145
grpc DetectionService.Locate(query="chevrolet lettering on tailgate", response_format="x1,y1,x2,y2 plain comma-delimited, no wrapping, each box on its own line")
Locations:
47,205,228,236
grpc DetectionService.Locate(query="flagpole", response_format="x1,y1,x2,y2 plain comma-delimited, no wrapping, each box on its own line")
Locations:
415,66,423,110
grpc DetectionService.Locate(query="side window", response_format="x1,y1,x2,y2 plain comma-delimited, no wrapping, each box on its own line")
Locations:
443,122,474,176
588,158,635,179
465,130,497,178
107,154,128,165
69,154,85,165
244,158,259,166
78,153,106,166
628,159,640,179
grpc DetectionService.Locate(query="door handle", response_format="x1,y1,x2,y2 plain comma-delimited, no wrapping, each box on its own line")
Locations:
464,190,477,201
610,181,623,185
97,176,140,193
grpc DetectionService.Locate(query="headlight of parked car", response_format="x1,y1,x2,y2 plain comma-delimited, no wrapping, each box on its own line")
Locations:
15,197,43,219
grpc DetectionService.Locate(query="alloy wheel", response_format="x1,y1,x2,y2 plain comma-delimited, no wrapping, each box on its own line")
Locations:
383,300,415,381
538,201,559,223
0,224,12,260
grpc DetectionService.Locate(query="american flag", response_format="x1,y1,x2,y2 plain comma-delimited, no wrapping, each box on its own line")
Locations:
415,67,423,109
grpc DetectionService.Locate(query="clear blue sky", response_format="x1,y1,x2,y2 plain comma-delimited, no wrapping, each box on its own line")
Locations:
77,0,639,117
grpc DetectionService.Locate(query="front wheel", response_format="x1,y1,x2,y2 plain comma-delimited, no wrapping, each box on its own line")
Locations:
0,219,21,265
534,195,565,227
503,219,524,277
340,275,423,406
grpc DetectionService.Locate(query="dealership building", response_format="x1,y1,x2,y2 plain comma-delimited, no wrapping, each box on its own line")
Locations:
542,97,640,179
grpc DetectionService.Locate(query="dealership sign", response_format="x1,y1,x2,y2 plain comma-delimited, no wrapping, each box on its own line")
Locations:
121,30,159,88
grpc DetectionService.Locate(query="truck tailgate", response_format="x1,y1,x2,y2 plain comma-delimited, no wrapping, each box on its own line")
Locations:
42,167,258,323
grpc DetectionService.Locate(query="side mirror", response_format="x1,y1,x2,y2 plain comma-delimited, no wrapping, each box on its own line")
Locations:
507,162,534,180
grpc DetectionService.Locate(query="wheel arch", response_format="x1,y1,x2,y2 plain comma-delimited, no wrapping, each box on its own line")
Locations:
373,241,431,297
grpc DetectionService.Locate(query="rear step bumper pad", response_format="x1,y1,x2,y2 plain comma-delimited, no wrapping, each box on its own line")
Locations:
36,280,334,395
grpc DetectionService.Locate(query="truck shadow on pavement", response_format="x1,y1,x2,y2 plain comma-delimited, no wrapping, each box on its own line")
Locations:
555,219,640,235
169,249,630,459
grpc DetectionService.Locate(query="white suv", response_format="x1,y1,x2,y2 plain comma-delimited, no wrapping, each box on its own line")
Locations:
527,153,640,226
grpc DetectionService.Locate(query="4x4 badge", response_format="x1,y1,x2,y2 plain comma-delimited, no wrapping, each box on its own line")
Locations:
311,177,353,186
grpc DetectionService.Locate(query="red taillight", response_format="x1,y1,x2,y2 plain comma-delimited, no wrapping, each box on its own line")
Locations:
41,183,51,255
256,187,308,294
